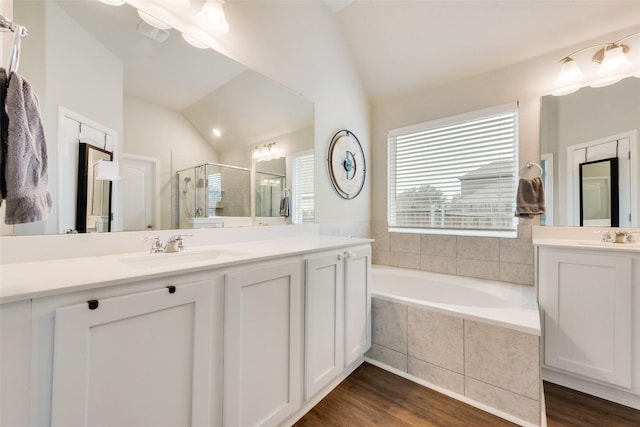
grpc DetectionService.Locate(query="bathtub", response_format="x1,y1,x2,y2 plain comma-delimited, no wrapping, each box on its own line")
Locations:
370,265,540,335
367,265,543,426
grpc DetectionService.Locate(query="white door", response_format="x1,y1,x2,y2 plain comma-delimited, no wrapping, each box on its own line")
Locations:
50,280,215,427
224,259,302,427
304,251,344,399
121,154,159,231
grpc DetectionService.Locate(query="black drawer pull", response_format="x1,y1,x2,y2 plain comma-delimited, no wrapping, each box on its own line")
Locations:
167,286,176,294
87,300,99,310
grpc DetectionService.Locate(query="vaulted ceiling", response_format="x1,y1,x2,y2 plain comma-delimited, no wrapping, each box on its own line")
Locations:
329,1,640,104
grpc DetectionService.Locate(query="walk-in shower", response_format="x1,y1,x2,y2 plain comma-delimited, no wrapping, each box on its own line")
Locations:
174,162,250,228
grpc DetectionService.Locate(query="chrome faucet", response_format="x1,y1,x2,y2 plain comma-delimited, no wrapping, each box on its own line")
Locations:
163,234,192,253
144,236,164,253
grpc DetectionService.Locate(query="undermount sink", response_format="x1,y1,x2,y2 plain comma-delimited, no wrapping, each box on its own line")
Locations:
121,248,246,269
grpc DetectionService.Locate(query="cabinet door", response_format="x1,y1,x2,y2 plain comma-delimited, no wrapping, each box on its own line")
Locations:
224,259,302,427
541,249,632,388
344,246,371,366
51,280,215,427
304,251,344,399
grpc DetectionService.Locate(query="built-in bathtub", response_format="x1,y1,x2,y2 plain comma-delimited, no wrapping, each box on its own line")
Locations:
366,265,542,426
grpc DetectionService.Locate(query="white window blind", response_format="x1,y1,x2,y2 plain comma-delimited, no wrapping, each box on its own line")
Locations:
292,152,314,224
207,173,222,217
388,103,518,234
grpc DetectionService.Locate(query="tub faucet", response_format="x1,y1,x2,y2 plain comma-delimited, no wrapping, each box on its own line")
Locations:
163,234,192,253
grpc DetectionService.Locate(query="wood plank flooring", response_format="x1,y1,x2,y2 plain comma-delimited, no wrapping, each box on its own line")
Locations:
295,362,640,427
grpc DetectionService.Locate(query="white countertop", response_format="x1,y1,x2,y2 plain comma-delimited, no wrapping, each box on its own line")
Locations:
532,226,640,254
532,237,640,253
0,235,372,304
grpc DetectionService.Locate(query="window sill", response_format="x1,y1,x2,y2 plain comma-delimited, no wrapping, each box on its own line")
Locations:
388,227,517,239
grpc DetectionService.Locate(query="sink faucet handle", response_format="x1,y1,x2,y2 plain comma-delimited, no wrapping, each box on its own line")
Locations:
597,229,612,243
142,236,163,253
166,234,193,252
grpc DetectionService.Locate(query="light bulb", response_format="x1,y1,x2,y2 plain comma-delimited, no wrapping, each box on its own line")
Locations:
599,45,630,73
137,10,171,30
200,0,229,35
212,128,222,137
556,58,583,85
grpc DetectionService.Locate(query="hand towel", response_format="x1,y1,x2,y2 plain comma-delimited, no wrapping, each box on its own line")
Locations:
279,196,290,218
0,68,8,207
515,176,546,218
3,71,52,224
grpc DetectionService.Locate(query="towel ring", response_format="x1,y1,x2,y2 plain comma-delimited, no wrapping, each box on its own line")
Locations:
518,162,542,178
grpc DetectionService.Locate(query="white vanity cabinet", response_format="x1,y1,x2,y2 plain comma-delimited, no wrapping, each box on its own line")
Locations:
223,257,303,427
538,245,639,407
49,272,223,427
303,245,371,400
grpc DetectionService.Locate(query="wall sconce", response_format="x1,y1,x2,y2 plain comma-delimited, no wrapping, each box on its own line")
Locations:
553,31,640,96
253,142,281,162
199,0,229,36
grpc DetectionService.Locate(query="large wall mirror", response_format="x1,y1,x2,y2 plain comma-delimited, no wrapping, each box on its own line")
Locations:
540,76,640,227
10,0,314,235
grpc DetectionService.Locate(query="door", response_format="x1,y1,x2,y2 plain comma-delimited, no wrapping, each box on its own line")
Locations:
224,259,302,427
50,280,214,427
568,133,633,226
121,154,159,231
344,246,371,366
304,251,344,399
541,249,632,388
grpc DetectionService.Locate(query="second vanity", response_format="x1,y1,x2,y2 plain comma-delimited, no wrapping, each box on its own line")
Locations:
0,225,372,427
533,226,640,410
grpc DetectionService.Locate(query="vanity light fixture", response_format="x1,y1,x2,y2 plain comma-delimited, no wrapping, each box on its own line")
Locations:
137,9,171,30
253,142,281,161
200,0,229,36
553,31,640,96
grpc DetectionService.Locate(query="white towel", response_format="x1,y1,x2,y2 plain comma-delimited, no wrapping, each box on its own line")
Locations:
2,71,52,224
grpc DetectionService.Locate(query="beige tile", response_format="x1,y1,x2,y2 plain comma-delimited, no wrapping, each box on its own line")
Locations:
389,251,421,270
464,320,540,400
499,237,534,265
517,224,532,240
465,377,540,425
372,250,390,266
500,262,534,286
456,259,500,281
366,344,408,372
420,234,456,257
370,221,390,251
389,233,421,254
457,236,499,261
408,357,464,394
408,307,463,373
420,255,457,275
372,298,407,354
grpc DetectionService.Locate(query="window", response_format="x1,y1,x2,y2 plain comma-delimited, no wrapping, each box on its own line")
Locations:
292,151,314,224
388,103,518,236
207,173,222,217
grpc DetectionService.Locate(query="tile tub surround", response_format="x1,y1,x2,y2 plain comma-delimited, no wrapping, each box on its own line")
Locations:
367,298,541,426
370,222,534,285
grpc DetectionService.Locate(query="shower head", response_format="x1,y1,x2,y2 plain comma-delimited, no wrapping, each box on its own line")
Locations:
184,177,191,183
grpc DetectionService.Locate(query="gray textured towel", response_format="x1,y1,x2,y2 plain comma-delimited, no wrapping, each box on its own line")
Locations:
279,196,290,217
0,68,8,206
515,176,546,218
3,71,52,224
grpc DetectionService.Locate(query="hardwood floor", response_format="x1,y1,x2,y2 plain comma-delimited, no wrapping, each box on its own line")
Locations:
295,362,640,427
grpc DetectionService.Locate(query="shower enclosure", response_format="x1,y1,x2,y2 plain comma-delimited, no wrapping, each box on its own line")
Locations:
175,162,250,228
255,171,286,217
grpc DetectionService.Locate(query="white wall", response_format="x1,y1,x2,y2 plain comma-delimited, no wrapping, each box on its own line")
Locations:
370,25,640,227
124,95,219,230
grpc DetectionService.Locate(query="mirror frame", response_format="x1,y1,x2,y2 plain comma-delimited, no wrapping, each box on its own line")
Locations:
76,143,113,233
579,157,619,227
